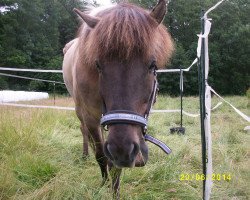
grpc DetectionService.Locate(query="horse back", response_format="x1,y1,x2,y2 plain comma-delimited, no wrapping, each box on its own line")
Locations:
62,38,79,97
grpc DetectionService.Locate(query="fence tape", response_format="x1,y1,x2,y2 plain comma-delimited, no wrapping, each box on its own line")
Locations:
151,109,200,117
180,70,184,92
0,102,201,118
0,102,224,118
205,84,213,200
210,102,222,111
0,67,63,73
157,58,198,73
204,0,225,17
197,21,212,59
0,103,75,110
0,72,65,85
210,87,250,122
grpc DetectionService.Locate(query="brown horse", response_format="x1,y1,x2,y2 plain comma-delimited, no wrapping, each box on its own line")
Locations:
63,0,174,197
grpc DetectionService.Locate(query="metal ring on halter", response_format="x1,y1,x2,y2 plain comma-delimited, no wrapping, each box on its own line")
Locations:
100,110,148,127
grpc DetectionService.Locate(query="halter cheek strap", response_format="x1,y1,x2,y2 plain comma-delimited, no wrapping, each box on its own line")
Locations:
144,134,171,154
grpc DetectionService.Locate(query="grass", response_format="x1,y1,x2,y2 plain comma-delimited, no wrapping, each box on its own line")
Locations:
0,95,249,200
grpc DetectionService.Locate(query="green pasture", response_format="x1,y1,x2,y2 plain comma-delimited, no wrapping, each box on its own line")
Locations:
0,96,249,200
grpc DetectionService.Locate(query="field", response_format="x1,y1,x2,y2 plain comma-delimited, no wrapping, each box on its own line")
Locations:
0,95,249,200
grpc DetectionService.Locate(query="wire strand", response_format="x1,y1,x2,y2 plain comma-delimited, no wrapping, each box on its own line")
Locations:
0,72,65,85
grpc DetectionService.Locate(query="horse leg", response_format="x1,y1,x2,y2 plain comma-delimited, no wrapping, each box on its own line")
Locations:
108,161,122,199
80,123,89,158
75,108,89,158
86,125,109,185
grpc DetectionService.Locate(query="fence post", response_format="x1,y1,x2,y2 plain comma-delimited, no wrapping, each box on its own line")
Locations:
170,66,185,134
198,9,207,200
180,67,184,132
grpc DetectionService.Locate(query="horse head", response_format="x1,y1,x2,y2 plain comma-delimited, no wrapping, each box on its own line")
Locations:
75,0,174,168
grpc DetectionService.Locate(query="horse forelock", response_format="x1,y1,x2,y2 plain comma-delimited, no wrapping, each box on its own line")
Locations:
78,3,174,68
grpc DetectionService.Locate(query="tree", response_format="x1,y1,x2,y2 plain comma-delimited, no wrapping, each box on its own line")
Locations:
0,0,249,95
0,0,84,92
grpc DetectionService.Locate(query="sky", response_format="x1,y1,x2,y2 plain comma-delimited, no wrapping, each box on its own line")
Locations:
95,0,112,6
0,1,113,14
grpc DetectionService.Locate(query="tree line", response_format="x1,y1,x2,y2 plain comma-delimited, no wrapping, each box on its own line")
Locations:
0,0,249,95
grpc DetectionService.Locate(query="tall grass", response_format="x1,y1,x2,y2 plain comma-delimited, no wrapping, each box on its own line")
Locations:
0,96,249,200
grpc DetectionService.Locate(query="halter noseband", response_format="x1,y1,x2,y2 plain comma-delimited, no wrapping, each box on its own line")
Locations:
100,110,148,127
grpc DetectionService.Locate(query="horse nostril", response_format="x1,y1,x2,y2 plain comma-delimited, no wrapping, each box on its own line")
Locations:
104,143,114,161
130,143,139,161
104,142,140,166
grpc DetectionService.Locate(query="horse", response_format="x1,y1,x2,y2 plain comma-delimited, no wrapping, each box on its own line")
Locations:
62,0,174,197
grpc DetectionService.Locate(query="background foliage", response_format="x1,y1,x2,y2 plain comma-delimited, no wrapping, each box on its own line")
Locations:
0,0,249,95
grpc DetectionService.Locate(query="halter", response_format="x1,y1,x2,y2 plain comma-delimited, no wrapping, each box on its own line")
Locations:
100,71,158,133
100,69,171,155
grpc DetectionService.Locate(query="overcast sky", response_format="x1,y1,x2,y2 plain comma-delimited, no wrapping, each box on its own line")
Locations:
95,0,112,6
0,1,113,13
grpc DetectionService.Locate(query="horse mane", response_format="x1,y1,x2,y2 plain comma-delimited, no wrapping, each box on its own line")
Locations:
77,3,174,68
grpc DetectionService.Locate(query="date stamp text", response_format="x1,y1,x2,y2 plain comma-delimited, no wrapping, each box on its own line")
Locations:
179,173,231,181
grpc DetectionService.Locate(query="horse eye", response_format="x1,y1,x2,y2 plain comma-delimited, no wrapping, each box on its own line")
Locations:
149,61,157,72
95,61,102,73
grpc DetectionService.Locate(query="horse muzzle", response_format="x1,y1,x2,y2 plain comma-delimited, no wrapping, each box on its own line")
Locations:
104,141,148,168
103,123,148,168
100,110,150,168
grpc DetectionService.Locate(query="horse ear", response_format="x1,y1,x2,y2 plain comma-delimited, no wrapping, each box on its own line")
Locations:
73,8,100,28
150,0,167,24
